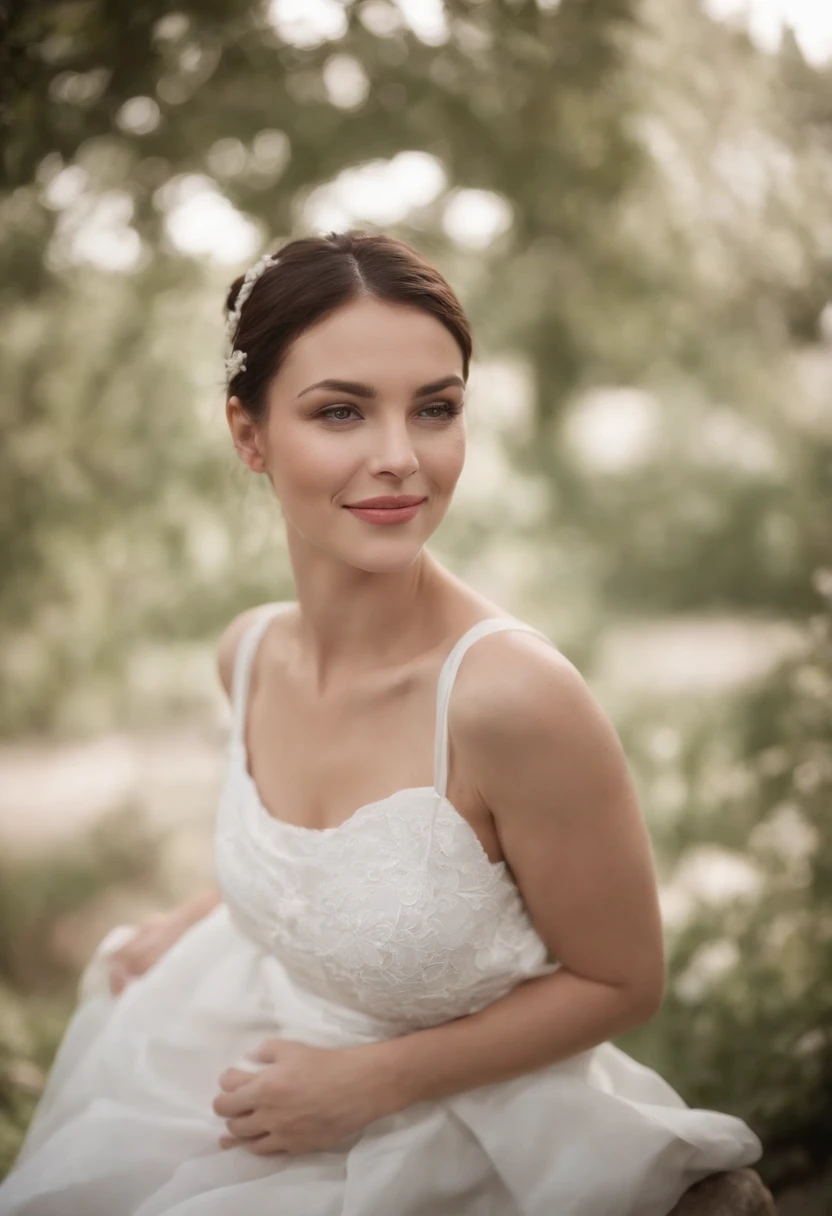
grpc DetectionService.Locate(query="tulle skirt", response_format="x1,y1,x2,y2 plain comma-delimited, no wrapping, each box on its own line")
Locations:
0,903,762,1216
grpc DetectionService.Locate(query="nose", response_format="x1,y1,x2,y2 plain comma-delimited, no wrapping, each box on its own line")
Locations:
367,418,420,480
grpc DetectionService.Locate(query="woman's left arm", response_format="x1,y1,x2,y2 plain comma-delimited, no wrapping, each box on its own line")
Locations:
367,634,667,1111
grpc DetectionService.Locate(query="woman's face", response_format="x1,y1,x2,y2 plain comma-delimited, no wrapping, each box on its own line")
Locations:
228,296,467,572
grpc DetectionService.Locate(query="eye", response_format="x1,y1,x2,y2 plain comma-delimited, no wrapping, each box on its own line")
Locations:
319,405,359,423
420,401,462,421
316,400,463,426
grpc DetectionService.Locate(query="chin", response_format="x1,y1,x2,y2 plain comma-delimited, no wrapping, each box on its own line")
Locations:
343,543,428,574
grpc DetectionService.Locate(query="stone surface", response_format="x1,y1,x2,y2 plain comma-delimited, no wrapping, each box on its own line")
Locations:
668,1169,777,1215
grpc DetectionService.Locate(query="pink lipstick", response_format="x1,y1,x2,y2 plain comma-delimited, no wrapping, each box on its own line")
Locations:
344,495,427,525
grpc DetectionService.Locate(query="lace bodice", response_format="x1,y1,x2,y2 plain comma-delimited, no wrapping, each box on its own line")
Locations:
214,604,561,1037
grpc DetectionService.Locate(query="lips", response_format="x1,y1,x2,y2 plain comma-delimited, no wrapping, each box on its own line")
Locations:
344,497,427,525
344,496,427,509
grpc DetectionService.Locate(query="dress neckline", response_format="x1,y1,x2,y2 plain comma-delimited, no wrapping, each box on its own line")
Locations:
230,602,550,861
236,761,506,873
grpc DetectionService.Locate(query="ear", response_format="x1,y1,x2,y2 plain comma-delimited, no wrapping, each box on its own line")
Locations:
226,396,267,474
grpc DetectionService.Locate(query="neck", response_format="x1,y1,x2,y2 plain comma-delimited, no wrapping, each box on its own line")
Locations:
287,548,456,696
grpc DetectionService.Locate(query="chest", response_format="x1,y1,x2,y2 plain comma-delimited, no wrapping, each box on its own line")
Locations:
244,655,502,863
214,772,553,1029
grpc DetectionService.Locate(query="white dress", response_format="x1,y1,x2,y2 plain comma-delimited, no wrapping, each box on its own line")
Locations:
0,605,762,1216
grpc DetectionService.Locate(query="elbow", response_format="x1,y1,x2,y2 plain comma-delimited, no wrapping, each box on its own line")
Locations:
618,969,665,1029
616,990,662,1035
629,944,667,1024
632,973,666,1024
636,986,664,1024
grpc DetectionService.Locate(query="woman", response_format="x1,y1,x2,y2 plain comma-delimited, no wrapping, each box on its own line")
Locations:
0,231,770,1215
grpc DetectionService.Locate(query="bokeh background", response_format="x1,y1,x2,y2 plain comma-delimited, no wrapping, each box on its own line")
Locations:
1,0,830,1207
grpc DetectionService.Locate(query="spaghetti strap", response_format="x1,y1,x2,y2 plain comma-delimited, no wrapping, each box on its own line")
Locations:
229,604,550,794
432,617,551,799
230,602,292,744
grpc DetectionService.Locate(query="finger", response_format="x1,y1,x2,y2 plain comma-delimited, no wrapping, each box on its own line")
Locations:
115,959,141,980
120,950,146,970
213,1093,255,1118
218,1067,259,1091
213,1083,258,1118
226,1112,270,1139
123,944,157,970
218,1133,268,1152
114,946,151,975
115,938,147,961
246,1134,286,1157
246,1038,283,1063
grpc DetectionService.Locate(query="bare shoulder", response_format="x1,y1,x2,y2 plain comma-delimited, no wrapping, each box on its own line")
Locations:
452,626,597,746
216,601,297,701
449,623,628,801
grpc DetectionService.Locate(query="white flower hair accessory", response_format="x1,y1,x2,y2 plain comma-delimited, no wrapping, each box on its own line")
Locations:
224,251,278,382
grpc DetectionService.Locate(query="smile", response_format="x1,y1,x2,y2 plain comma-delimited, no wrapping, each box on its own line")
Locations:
344,500,426,525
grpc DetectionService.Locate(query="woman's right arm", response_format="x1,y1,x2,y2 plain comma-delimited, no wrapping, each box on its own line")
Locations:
171,607,266,919
108,608,266,995
169,608,264,922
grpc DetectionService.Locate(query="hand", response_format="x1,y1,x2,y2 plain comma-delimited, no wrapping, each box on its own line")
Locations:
212,1038,390,1156
107,907,192,996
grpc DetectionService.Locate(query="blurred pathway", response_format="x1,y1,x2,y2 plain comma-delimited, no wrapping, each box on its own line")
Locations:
0,725,224,871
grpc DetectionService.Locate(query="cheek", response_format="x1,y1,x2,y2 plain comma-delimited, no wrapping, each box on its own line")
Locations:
270,429,357,495
429,430,466,487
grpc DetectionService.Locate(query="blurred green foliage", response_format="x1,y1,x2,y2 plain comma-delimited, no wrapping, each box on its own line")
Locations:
618,594,832,1188
1,0,830,1199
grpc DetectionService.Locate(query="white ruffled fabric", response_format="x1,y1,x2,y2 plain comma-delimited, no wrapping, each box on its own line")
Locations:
0,906,761,1216
0,607,762,1215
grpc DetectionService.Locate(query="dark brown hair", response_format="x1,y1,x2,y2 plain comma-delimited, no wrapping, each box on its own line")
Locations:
223,230,473,422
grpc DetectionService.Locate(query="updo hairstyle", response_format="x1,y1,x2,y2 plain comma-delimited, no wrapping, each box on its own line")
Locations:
223,230,473,424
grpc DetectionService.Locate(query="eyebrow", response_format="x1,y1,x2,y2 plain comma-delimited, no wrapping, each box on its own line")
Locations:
296,374,465,400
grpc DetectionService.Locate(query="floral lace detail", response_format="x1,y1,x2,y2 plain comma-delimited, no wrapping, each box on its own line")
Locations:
215,766,558,1033
212,605,560,1036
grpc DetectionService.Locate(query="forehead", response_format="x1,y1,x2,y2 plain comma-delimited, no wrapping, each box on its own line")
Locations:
276,297,464,393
